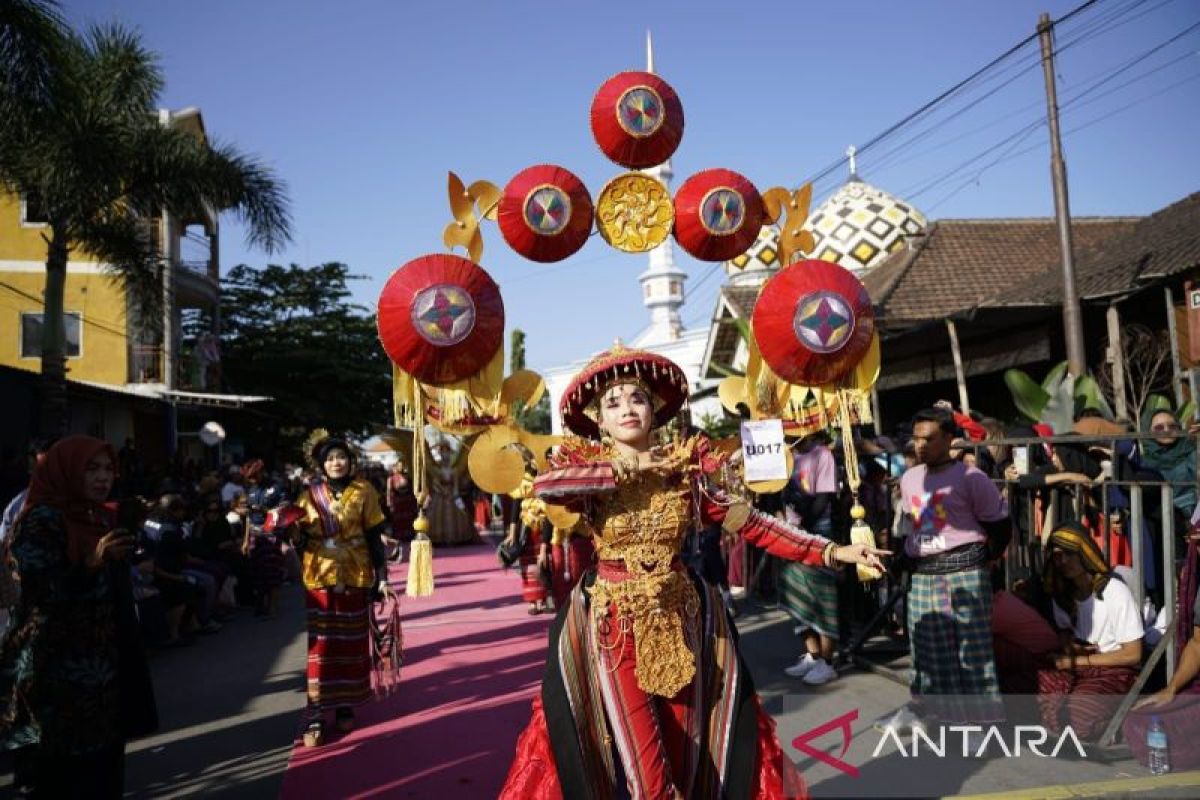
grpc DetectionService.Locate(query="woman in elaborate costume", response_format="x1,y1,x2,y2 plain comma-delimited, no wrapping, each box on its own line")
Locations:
500,346,887,800
503,468,551,614
293,431,392,747
424,440,480,546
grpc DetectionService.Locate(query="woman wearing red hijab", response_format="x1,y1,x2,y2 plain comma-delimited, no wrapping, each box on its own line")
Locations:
0,436,157,798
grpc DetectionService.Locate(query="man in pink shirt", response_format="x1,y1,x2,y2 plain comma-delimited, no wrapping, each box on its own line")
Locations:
879,409,1012,735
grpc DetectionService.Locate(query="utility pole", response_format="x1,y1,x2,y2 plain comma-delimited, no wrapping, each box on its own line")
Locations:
1038,12,1087,376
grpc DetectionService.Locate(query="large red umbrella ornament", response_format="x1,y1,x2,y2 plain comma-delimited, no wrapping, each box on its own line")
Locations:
497,164,594,262
752,259,875,386
377,254,504,386
590,71,684,169
672,168,764,262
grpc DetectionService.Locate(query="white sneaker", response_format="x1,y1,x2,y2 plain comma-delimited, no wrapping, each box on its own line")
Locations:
784,653,818,678
729,586,747,600
802,659,838,685
874,705,927,736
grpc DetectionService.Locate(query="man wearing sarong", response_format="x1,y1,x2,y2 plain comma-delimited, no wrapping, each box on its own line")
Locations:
881,408,1011,733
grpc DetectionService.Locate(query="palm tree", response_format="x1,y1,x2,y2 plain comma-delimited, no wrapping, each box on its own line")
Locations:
0,1,291,434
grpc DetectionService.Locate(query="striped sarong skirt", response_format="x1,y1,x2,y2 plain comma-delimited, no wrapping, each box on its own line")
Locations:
306,587,372,710
780,563,840,640
907,567,1003,723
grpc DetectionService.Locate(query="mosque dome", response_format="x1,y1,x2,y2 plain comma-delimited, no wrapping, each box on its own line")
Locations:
804,158,927,275
724,225,781,286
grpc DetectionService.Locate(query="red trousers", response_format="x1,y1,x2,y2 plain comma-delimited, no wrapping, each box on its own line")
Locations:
519,527,548,604
598,606,693,799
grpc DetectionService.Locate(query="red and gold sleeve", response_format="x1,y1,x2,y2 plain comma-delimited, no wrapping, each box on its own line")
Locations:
702,490,836,568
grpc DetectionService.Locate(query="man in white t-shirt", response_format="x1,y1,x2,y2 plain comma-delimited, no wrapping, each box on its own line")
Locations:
1038,521,1143,740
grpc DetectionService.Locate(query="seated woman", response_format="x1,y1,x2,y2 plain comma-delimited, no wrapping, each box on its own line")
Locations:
1037,522,1143,741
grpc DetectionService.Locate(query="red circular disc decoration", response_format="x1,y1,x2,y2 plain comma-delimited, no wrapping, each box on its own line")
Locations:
590,71,684,169
377,254,504,386
497,164,594,263
751,259,875,386
672,168,764,262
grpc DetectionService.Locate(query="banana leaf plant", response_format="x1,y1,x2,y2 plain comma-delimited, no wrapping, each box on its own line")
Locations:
1004,361,1115,433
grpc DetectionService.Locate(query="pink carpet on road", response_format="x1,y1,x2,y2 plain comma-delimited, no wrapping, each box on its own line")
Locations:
279,542,550,799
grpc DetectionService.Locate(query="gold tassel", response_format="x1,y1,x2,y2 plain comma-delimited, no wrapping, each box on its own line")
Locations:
406,513,435,597
849,505,881,583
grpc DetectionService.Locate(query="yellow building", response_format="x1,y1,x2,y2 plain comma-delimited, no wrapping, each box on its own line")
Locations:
0,107,241,458
0,107,221,392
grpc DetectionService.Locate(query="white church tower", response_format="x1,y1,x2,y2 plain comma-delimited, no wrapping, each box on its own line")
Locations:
633,31,687,348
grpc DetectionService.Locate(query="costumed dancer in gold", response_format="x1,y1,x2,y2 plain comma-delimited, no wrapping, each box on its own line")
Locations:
502,466,552,614
424,439,480,545
500,346,887,800
293,431,394,747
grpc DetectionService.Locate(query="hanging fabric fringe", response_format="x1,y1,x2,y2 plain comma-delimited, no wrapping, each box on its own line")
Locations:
370,597,404,696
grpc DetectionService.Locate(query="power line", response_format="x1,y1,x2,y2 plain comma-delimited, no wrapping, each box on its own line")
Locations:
800,0,1105,190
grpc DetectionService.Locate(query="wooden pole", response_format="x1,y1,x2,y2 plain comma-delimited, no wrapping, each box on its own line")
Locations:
1038,14,1087,376
945,318,970,414
1105,302,1128,420
1165,286,1185,408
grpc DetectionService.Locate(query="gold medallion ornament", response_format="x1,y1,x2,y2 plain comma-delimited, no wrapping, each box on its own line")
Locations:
595,172,674,253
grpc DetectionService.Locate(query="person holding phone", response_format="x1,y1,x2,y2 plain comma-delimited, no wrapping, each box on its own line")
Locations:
0,436,158,797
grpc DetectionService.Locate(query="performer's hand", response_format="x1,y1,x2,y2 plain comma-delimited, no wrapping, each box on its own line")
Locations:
833,543,890,572
1134,688,1176,711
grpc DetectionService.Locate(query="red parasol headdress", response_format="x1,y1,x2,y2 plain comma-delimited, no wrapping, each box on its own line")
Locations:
497,164,594,263
672,168,764,262
377,253,504,386
751,259,875,386
559,344,689,438
590,71,684,169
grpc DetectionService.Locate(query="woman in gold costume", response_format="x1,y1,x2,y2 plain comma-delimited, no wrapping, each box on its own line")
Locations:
293,431,393,747
500,346,886,800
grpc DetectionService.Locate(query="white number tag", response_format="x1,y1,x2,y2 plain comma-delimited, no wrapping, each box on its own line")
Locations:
740,419,788,482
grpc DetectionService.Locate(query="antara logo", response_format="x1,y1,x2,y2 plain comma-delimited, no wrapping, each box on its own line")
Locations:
872,724,1088,759
791,710,1088,777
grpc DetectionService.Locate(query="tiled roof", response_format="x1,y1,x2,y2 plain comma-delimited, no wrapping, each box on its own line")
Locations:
991,192,1200,305
862,217,1139,327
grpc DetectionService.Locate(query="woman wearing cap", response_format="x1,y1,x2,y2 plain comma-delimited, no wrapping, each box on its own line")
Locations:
1037,521,1143,741
500,345,887,800
293,432,393,747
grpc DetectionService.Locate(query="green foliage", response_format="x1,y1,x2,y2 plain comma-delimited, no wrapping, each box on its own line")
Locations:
1004,361,1115,432
1004,369,1050,424
510,329,526,373
697,409,742,439
219,262,390,451
515,393,552,434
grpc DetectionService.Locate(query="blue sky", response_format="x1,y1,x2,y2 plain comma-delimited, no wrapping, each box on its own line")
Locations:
66,0,1200,372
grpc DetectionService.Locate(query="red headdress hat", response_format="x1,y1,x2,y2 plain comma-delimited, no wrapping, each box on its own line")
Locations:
497,164,594,263
590,71,684,169
559,343,689,438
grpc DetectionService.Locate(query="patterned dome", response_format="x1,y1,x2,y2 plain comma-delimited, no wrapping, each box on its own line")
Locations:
804,177,927,275
724,225,781,286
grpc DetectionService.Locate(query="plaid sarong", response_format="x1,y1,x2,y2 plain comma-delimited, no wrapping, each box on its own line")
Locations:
306,587,372,710
908,567,1003,723
780,563,839,640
